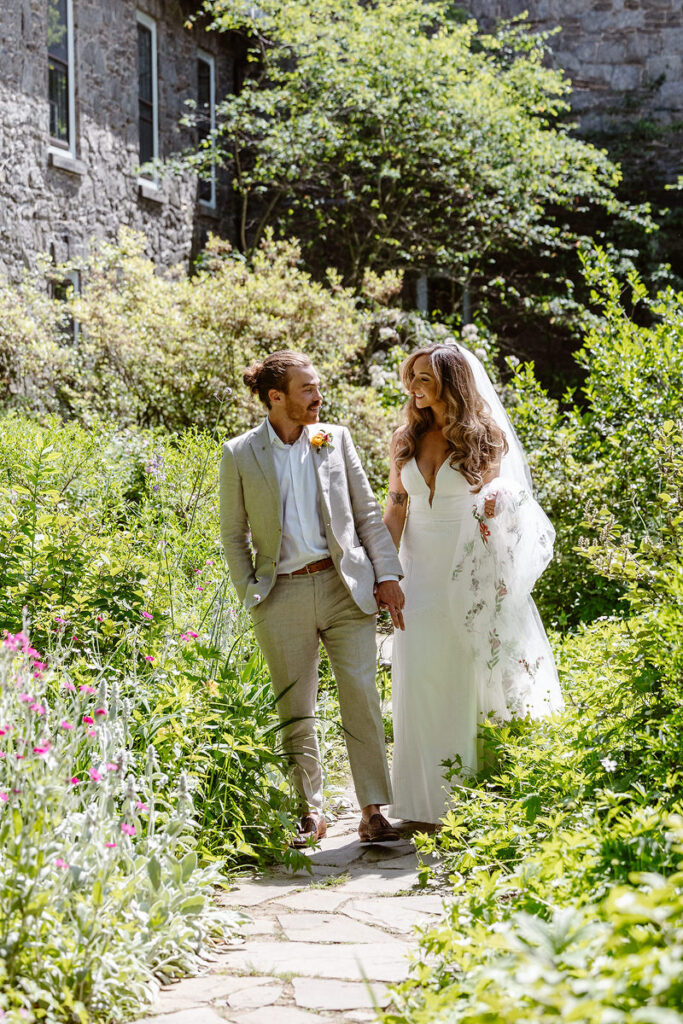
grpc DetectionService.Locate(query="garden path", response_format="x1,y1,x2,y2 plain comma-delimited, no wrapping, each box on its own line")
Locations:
137,807,441,1024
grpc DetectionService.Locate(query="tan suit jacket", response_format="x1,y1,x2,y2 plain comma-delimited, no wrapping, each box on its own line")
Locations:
219,420,402,614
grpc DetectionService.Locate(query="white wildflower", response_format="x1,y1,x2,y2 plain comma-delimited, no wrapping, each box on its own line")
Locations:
462,323,479,341
601,757,617,772
369,365,387,388
379,326,399,343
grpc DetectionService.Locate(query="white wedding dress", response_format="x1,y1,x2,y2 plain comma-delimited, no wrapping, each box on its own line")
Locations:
388,454,564,824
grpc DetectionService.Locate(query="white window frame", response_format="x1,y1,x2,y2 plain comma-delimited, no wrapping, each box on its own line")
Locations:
136,10,159,185
197,48,216,210
48,0,76,160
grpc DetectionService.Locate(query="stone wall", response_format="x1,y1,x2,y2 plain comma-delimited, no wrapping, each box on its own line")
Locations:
463,0,683,181
0,0,239,281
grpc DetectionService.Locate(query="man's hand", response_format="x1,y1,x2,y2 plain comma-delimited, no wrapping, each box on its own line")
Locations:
374,580,405,631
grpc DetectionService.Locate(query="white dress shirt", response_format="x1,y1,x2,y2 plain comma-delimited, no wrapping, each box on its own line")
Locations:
267,419,329,573
266,418,398,584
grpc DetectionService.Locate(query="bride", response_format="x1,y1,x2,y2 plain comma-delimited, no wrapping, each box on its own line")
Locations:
383,342,563,825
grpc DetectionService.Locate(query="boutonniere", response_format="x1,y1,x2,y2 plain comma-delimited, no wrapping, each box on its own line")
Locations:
310,430,334,452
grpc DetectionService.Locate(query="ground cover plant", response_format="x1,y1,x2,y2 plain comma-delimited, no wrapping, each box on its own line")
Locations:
0,631,241,1022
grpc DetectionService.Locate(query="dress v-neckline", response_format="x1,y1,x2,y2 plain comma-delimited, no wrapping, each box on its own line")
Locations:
413,455,449,508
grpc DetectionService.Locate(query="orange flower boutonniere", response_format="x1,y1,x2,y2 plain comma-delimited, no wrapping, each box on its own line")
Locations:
310,430,334,452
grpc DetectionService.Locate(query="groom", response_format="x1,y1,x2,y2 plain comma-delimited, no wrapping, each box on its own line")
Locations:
219,350,404,846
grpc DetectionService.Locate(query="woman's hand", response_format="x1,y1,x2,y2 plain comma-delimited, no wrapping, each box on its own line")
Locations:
484,492,497,518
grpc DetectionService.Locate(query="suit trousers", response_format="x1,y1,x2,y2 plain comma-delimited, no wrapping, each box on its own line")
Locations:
250,566,392,814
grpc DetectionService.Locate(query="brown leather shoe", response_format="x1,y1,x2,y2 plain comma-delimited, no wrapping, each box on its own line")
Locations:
291,814,327,848
358,812,400,843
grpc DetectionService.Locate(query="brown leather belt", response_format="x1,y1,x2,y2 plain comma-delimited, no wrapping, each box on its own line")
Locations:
281,556,334,577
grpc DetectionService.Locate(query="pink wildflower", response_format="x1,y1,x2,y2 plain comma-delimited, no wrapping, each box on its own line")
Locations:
55,617,67,624
141,611,153,620
96,615,104,622
205,560,214,565
145,655,154,663
136,801,149,811
55,858,68,869
62,681,77,692
82,715,94,725
86,729,96,737
120,822,135,836
94,708,107,717
0,793,7,802
19,693,32,703
60,720,74,730
71,777,80,785
16,754,24,760
79,684,96,694
89,768,103,782
105,763,119,771
29,703,46,715
196,585,204,591
33,743,50,755
33,662,47,671
105,841,117,848
0,752,5,759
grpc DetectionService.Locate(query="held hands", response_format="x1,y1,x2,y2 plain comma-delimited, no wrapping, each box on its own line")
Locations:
374,580,405,631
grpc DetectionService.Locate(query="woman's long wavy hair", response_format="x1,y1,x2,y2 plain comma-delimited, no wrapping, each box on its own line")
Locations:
395,344,508,488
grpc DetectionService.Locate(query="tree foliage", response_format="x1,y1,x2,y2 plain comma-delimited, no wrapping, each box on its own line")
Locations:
193,0,647,326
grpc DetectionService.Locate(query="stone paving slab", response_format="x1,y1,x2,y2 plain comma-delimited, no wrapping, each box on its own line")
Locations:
137,1009,225,1024
227,983,284,1009
224,939,411,982
274,887,351,913
340,868,421,896
151,975,275,1014
276,911,405,944
293,977,391,1011
219,879,305,907
343,895,445,934
227,1008,333,1024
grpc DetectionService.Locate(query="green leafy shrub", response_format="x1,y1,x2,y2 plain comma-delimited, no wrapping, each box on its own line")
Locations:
1,229,394,491
0,413,300,866
0,631,240,1022
506,248,683,625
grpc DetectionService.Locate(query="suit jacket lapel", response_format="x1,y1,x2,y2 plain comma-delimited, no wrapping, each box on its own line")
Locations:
250,420,281,520
309,425,332,511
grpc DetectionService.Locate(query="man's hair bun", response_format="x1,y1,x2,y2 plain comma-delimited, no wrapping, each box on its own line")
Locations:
243,351,312,408
243,362,264,395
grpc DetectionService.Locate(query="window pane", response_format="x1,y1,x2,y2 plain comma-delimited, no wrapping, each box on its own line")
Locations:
197,56,213,202
138,24,153,104
47,0,68,62
139,100,154,164
198,58,211,110
138,23,154,164
49,58,69,141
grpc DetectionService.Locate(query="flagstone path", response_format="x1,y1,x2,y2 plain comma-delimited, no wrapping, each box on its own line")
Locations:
137,810,444,1024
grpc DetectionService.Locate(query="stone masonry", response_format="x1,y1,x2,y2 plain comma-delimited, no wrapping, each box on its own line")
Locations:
464,0,683,180
0,0,241,280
